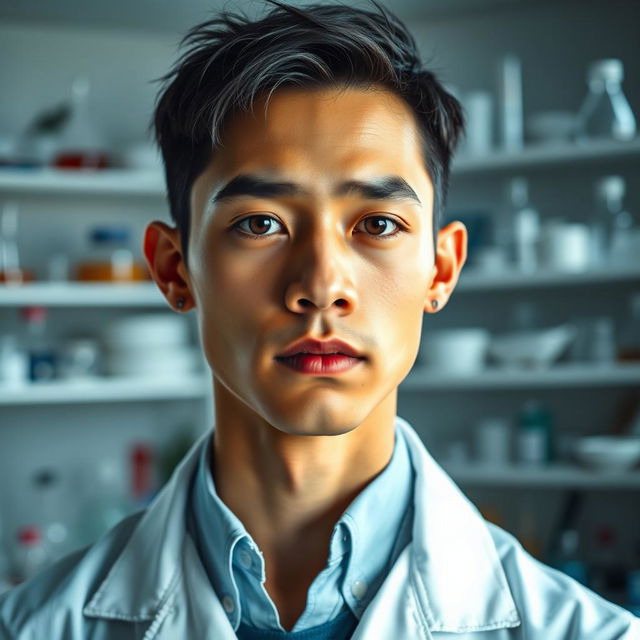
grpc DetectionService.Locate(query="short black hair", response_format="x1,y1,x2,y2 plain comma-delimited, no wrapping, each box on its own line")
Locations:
151,0,465,266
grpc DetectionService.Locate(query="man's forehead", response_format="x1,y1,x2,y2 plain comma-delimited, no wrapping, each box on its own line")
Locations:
217,85,423,159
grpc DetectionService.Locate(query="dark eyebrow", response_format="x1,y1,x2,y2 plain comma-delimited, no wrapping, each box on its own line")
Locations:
208,173,422,207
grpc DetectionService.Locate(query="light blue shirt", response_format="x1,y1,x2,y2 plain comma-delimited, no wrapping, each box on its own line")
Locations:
3,415,638,639
186,422,415,633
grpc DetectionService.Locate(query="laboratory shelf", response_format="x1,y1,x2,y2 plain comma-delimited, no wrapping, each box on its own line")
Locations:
441,462,640,490
456,265,640,292
0,167,165,197
452,137,640,175
0,374,210,405
0,282,166,307
2,263,639,308
401,363,640,390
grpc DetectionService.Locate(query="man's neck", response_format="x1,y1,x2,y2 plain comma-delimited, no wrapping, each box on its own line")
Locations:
210,380,397,625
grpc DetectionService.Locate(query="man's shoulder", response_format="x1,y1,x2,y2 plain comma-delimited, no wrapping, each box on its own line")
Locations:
0,511,145,639
485,520,640,635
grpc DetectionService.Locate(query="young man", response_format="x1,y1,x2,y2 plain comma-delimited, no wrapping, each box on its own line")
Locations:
1,1,638,638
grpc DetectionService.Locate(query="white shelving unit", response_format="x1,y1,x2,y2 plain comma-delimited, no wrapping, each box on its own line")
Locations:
0,375,210,405
457,265,640,291
442,463,640,490
452,137,640,174
0,282,165,307
402,363,640,390
0,167,165,196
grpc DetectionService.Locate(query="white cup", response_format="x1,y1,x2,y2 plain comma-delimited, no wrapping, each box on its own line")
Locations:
462,91,494,156
475,418,511,465
540,220,590,272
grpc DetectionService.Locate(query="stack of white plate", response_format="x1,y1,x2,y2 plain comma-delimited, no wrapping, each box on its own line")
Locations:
102,314,200,378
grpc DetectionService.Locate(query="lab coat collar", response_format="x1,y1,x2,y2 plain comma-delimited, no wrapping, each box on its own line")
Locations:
83,416,521,635
396,415,521,633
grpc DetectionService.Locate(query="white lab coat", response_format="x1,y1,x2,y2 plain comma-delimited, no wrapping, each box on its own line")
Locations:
1,416,638,639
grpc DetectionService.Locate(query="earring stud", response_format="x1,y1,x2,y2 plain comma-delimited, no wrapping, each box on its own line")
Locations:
176,298,185,310
431,299,439,310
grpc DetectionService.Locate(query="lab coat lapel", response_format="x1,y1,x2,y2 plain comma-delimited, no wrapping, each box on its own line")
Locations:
351,543,433,640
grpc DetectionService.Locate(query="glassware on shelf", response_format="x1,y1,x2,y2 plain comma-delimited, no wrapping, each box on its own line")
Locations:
576,59,637,142
0,201,35,285
52,75,111,170
32,468,71,564
595,176,640,268
497,53,524,151
540,218,590,272
75,225,148,282
20,306,56,382
72,458,133,548
516,400,553,466
12,525,50,584
552,529,589,586
0,335,29,388
508,177,540,273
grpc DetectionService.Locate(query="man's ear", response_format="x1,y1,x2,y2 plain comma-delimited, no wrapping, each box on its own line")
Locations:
424,220,467,313
143,221,194,312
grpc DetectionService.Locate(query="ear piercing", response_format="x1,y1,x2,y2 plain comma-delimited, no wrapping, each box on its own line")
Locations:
176,297,185,310
431,299,439,310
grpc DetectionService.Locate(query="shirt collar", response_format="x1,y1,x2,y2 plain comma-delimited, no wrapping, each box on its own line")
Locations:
336,422,414,615
189,420,413,625
83,415,520,634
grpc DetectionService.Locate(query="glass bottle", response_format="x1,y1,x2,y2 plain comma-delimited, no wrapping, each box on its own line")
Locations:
32,468,71,564
12,526,50,584
552,529,589,586
516,400,553,466
53,75,111,169
508,177,540,273
20,306,56,382
590,176,634,268
0,201,34,285
576,59,637,142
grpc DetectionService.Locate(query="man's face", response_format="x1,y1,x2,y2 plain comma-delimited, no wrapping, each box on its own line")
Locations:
187,86,439,436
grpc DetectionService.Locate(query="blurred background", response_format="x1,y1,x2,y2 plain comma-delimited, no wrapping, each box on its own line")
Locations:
0,0,639,615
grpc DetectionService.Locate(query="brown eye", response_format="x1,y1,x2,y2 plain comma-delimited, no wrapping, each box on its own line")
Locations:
234,215,283,237
358,215,402,239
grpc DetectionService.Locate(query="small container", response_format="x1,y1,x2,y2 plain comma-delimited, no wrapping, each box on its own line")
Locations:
0,335,29,387
552,529,589,586
21,306,56,382
461,91,494,156
508,177,540,272
12,526,49,584
475,418,511,465
516,400,553,466
540,220,591,272
75,225,148,282
57,338,100,379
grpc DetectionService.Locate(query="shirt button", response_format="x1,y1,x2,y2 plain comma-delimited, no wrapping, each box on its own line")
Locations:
351,580,368,599
222,595,235,614
238,549,252,570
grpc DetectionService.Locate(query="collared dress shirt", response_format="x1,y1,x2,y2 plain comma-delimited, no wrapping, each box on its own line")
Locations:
186,421,415,634
3,415,639,639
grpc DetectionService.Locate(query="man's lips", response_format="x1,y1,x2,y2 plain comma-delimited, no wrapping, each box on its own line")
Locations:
275,337,364,359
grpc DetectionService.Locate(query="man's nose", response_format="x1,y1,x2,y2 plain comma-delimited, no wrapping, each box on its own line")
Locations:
283,226,358,315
